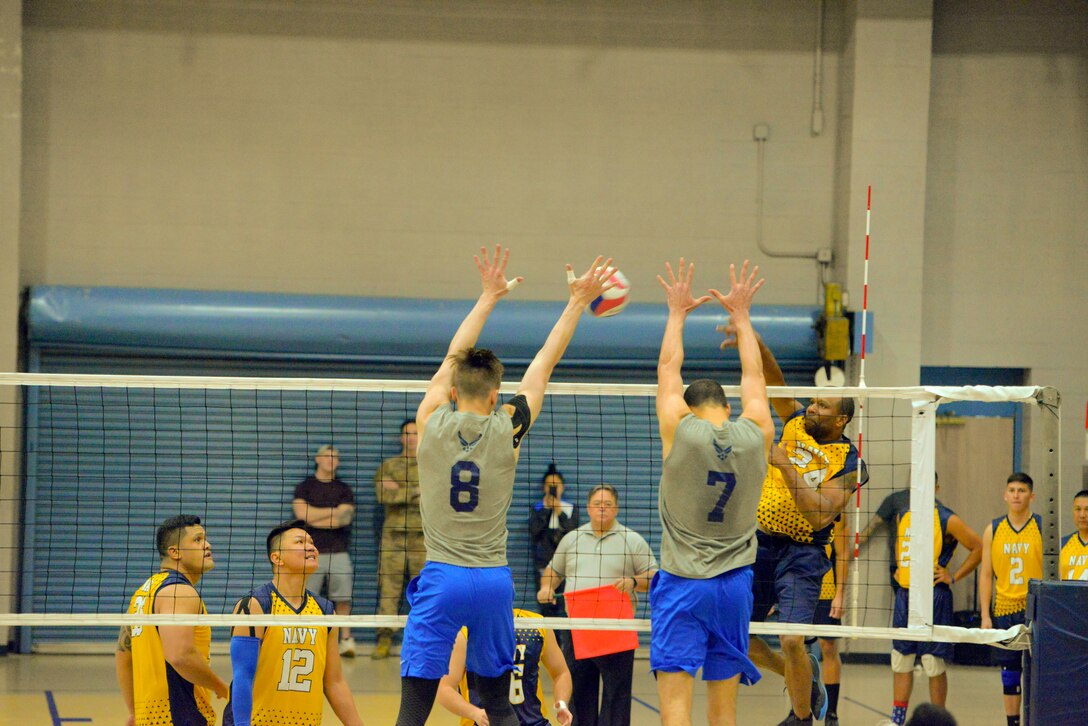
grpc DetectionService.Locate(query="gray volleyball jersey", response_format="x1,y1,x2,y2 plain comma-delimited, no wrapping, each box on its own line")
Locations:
659,414,768,578
417,404,517,567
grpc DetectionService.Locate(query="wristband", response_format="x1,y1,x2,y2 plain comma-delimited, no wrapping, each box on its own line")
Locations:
555,700,568,712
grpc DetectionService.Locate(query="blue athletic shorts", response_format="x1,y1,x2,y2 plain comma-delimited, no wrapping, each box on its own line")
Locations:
810,597,842,644
891,585,954,660
649,567,761,685
400,562,515,679
991,610,1027,670
751,532,829,625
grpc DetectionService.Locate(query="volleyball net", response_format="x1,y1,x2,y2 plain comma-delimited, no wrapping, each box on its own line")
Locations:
0,373,1059,653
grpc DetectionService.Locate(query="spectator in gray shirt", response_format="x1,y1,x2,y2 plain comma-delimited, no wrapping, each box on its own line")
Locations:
537,484,657,726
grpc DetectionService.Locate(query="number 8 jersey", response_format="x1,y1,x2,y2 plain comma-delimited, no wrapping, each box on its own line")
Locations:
990,514,1042,616
223,582,334,726
417,403,520,568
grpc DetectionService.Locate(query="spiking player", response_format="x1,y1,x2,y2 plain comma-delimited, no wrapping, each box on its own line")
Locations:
394,246,612,726
721,327,867,726
883,474,982,726
1060,489,1088,581
116,514,228,726
652,259,773,726
436,608,573,726
979,472,1041,726
224,520,363,726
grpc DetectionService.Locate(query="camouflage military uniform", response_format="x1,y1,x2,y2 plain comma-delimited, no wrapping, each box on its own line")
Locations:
374,454,426,644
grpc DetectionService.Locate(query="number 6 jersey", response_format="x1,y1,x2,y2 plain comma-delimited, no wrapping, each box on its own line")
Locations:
222,582,334,726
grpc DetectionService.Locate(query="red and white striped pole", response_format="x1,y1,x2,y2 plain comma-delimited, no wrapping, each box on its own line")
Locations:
848,186,873,625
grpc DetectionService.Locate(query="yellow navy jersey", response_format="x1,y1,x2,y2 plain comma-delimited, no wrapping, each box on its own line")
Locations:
127,570,215,726
894,504,957,590
990,514,1043,616
460,609,550,726
757,410,866,546
223,582,334,726
1060,532,1088,581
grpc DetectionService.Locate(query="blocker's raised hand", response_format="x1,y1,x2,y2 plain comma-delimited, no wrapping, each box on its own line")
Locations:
475,244,523,299
566,256,616,307
709,260,765,318
657,257,711,315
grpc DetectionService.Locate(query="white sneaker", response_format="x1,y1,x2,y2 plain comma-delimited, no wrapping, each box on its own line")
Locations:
338,636,357,657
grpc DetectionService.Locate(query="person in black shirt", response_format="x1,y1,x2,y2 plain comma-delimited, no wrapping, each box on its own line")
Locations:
529,463,579,620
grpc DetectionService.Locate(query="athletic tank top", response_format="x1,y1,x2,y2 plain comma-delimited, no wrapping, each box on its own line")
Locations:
659,415,768,578
1060,532,1088,581
894,504,956,589
460,609,550,726
757,410,863,546
418,404,518,567
990,514,1043,616
127,570,215,726
222,583,334,726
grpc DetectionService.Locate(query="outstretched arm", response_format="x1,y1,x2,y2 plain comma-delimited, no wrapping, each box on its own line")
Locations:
656,258,712,458
709,261,773,448
416,245,523,436
719,323,802,424
514,258,614,425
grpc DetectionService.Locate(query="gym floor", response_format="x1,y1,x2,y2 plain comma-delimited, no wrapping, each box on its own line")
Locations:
0,647,1007,725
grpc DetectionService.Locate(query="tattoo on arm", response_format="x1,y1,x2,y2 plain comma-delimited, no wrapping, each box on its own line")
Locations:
116,625,132,653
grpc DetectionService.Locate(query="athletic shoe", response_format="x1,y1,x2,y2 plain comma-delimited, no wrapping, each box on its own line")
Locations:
775,712,812,726
338,636,357,657
808,653,828,721
370,635,391,660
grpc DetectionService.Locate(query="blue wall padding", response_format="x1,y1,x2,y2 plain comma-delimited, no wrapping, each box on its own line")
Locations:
27,286,823,371
1026,580,1088,725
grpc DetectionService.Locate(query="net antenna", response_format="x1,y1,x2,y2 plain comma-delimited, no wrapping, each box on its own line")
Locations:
848,185,873,623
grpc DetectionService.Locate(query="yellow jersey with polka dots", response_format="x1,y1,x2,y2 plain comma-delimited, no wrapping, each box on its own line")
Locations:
1060,532,1088,581
818,541,837,601
127,570,216,726
224,582,334,726
459,609,551,726
990,514,1042,616
757,410,865,546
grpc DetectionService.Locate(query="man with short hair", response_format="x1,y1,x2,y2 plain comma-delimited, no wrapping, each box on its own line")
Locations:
116,514,228,726
394,246,613,726
1059,489,1088,581
723,328,867,726
538,484,657,726
372,418,425,660
293,444,357,656
224,520,364,726
979,472,1041,726
651,258,773,726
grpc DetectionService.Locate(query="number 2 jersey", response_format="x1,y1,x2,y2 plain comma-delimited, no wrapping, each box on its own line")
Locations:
658,414,768,578
459,609,550,726
894,503,958,589
127,570,216,726
990,514,1043,616
757,409,865,546
417,402,522,568
222,582,334,726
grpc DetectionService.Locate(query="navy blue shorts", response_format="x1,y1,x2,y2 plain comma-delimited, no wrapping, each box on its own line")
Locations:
810,598,842,643
891,585,954,660
650,568,761,684
400,562,515,679
991,610,1026,670
751,532,829,625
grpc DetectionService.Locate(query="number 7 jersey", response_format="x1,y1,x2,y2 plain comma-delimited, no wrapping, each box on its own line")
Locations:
223,582,334,726
990,514,1042,616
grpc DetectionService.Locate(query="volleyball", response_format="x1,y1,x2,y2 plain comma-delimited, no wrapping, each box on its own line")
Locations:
590,268,630,317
